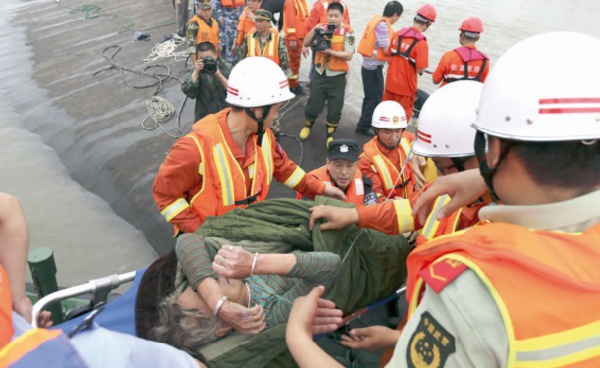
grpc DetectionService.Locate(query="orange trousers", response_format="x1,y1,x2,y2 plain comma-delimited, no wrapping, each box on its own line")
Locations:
383,90,415,121
285,37,303,88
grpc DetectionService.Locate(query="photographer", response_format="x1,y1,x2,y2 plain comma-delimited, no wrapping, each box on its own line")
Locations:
181,42,230,122
300,1,355,148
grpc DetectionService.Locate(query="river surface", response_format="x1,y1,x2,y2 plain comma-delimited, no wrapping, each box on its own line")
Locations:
0,0,598,285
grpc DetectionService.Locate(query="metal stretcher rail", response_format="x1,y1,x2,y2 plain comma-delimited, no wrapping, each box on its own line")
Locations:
32,271,136,327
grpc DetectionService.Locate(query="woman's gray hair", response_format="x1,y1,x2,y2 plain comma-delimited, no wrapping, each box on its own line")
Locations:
149,292,221,356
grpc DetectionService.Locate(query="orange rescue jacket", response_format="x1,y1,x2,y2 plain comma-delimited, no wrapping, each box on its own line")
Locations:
236,8,256,46
407,222,600,367
297,165,367,206
188,15,220,51
357,15,393,61
314,23,352,72
360,134,415,199
247,28,281,65
220,0,244,8
283,0,310,40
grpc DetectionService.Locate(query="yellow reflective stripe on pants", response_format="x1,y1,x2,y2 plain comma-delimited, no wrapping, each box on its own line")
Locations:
392,198,413,233
283,167,306,188
515,320,600,367
421,194,451,240
160,198,190,222
213,143,235,206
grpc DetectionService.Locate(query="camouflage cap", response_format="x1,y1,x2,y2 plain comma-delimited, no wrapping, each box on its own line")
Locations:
194,0,212,9
254,9,272,21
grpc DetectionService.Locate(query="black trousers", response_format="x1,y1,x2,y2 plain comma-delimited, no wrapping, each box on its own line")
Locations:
357,65,384,130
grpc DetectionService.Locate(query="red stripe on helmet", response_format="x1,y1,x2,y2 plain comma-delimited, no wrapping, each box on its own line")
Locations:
227,87,239,96
417,130,432,143
539,98,600,104
539,107,600,114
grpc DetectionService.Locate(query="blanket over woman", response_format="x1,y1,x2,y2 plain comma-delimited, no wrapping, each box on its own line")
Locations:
136,197,410,368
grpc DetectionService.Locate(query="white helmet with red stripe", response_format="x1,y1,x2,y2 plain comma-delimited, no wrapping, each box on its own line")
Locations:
474,32,600,141
413,80,483,157
225,57,295,107
371,101,408,129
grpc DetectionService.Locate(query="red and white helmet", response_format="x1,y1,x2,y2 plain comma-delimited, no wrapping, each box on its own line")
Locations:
459,17,483,35
474,32,600,141
416,4,437,23
413,81,483,157
225,57,295,108
372,101,408,129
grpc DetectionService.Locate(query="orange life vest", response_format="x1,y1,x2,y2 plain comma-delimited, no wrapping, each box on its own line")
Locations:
407,222,600,368
298,165,366,206
0,264,14,348
357,15,393,61
361,134,415,199
442,46,489,84
184,110,275,223
220,0,244,8
236,8,256,46
247,28,281,65
188,15,220,51
283,0,310,39
314,23,352,72
390,26,426,68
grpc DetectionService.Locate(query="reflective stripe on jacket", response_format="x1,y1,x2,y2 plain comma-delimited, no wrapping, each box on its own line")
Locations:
247,28,281,65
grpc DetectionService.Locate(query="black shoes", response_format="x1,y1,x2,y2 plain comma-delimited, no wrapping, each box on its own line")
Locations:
355,127,376,137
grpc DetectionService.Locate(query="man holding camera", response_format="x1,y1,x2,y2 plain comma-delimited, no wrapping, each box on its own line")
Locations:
182,42,230,122
301,2,355,149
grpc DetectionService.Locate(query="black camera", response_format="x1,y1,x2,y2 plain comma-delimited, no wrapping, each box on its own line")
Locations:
202,56,218,75
312,24,335,51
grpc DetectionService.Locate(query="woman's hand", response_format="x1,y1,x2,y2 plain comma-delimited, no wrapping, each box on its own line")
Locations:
212,245,254,279
218,301,266,335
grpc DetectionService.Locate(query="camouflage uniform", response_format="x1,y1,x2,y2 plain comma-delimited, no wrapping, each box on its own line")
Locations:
211,0,244,62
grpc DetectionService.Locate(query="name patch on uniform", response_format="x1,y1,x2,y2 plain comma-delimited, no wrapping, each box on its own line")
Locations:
407,312,456,368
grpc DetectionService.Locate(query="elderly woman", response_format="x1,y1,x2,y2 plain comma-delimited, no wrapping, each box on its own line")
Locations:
149,233,342,353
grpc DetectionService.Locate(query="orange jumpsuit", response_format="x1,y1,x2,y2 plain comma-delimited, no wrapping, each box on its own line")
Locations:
153,109,325,233
384,27,428,121
283,0,309,88
432,45,490,86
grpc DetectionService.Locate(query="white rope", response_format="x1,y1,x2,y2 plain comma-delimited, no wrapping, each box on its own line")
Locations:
144,37,188,64
141,96,182,138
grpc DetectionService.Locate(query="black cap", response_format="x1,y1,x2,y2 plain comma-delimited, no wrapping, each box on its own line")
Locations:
328,138,360,162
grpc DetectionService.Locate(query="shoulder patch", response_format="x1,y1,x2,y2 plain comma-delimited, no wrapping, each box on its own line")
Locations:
407,311,456,368
419,258,467,293
348,35,355,45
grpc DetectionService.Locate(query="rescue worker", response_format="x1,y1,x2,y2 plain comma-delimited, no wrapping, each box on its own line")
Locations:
153,57,346,234
237,9,291,78
211,0,244,63
0,193,205,368
300,2,355,148
358,100,419,201
355,1,403,137
384,4,435,122
181,42,230,122
294,32,600,368
231,0,262,55
186,0,220,64
282,0,310,94
432,17,490,86
297,139,378,206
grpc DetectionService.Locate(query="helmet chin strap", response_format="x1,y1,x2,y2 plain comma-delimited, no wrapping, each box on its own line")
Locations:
376,136,399,150
474,131,519,203
244,105,273,146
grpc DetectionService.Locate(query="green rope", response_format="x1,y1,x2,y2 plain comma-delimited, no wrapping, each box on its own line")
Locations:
56,2,176,34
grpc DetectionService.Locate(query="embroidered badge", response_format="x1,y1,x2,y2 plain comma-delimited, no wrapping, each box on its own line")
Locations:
407,312,456,368
348,35,355,45
393,115,400,124
340,144,349,153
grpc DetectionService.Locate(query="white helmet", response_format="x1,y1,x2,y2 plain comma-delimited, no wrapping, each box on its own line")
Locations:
372,101,408,129
226,57,295,107
474,32,600,141
413,81,483,158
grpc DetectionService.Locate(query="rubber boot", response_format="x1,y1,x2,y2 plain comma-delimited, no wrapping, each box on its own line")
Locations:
299,120,315,140
326,122,338,148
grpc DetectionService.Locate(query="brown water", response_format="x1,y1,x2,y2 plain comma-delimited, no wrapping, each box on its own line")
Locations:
0,0,598,285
